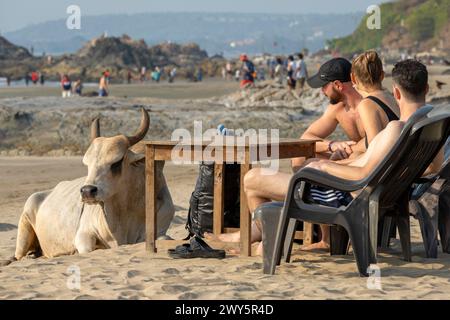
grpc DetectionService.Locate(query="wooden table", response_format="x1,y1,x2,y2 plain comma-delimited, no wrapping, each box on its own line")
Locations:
145,137,317,256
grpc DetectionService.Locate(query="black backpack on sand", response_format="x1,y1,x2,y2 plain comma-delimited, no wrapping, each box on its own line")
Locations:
186,162,240,237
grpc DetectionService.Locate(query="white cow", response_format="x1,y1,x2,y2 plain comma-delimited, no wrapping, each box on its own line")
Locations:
3,108,174,264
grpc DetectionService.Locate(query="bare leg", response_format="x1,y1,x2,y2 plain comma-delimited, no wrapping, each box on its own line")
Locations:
204,168,291,243
300,225,330,251
291,152,331,173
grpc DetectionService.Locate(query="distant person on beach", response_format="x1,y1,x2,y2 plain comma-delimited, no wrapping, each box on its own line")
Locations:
274,57,283,84
140,66,147,82
73,79,83,96
104,70,111,84
39,73,45,86
196,68,203,82
239,54,255,88
168,67,177,83
234,69,240,82
61,74,72,98
269,57,276,79
31,71,39,85
127,71,132,84
226,62,233,80
295,53,308,91
151,67,161,82
286,55,296,90
6,76,10,86
24,74,30,86
99,72,108,97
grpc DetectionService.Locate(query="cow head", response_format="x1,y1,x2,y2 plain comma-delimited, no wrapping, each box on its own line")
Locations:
80,108,149,204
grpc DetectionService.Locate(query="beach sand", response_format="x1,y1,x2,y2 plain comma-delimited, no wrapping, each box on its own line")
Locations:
1,157,450,300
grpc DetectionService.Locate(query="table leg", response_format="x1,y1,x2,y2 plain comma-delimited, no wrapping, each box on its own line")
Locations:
303,144,316,246
145,146,158,253
240,154,252,256
213,163,225,235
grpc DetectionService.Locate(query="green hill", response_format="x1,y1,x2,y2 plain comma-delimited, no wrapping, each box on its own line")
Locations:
328,0,450,55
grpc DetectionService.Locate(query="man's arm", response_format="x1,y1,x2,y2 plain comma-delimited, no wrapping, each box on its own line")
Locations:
300,105,340,153
308,122,403,181
422,146,444,176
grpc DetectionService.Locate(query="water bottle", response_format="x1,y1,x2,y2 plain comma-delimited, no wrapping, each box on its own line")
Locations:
217,124,234,136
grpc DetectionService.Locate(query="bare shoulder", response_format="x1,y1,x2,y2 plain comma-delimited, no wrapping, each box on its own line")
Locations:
385,120,404,130
357,99,378,114
325,102,345,116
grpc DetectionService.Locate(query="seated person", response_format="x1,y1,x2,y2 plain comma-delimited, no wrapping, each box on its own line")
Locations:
206,59,444,255
292,58,363,168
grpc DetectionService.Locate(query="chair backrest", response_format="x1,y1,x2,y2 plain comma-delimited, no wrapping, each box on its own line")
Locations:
363,105,450,208
441,138,450,180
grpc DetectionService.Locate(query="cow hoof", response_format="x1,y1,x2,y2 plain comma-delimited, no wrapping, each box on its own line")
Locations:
0,257,17,266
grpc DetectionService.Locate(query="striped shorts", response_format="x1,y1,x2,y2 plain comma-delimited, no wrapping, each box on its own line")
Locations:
305,185,353,208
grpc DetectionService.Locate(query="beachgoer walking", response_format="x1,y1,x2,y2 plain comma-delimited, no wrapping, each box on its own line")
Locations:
127,71,132,84
196,68,203,82
6,76,10,86
274,57,283,84
226,62,233,80
221,66,226,79
295,53,308,91
61,74,72,98
31,71,39,85
168,67,177,83
286,55,296,90
73,79,83,96
140,66,147,82
151,66,161,82
25,73,30,86
39,73,45,86
234,69,240,82
240,54,255,88
99,72,108,97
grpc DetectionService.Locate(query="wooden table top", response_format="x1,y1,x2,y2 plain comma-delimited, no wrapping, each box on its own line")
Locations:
145,138,320,147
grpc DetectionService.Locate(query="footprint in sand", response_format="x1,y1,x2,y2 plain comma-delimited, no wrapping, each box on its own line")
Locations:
161,284,189,294
73,294,96,300
178,292,198,299
123,270,141,278
162,268,180,275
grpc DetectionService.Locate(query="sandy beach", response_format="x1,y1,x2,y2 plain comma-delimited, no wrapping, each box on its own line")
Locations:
1,156,450,300
1,77,450,300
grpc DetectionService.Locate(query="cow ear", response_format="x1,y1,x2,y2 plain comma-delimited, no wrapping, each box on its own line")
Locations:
127,150,145,166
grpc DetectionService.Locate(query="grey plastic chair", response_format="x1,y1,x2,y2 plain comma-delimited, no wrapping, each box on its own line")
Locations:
256,105,450,277
408,156,450,258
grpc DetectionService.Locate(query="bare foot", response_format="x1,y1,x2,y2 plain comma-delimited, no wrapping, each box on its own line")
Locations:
300,241,330,251
204,232,240,243
226,242,263,256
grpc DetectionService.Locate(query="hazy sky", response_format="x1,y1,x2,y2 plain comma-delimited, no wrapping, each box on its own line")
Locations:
0,0,388,33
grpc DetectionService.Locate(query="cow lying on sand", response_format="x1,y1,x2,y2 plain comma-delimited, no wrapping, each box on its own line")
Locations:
2,108,174,265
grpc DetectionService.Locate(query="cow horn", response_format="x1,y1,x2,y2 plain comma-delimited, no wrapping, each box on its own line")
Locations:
127,108,150,147
90,117,100,142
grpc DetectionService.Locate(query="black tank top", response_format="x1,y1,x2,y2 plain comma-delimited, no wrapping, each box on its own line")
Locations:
364,96,399,148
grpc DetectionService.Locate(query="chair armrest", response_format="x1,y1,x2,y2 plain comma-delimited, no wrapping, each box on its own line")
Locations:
290,167,368,193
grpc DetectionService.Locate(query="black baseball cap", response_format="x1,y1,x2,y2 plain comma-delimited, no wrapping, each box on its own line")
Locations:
307,58,352,88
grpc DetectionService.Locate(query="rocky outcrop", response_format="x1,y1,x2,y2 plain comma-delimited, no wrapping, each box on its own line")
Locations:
0,36,32,60
0,35,224,81
216,80,328,113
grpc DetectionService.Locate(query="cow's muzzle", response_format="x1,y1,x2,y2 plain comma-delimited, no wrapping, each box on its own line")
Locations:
80,185,98,203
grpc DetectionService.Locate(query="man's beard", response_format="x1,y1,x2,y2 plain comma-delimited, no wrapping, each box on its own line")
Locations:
328,88,344,105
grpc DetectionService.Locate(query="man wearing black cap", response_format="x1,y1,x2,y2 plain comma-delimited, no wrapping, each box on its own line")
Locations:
292,58,365,171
